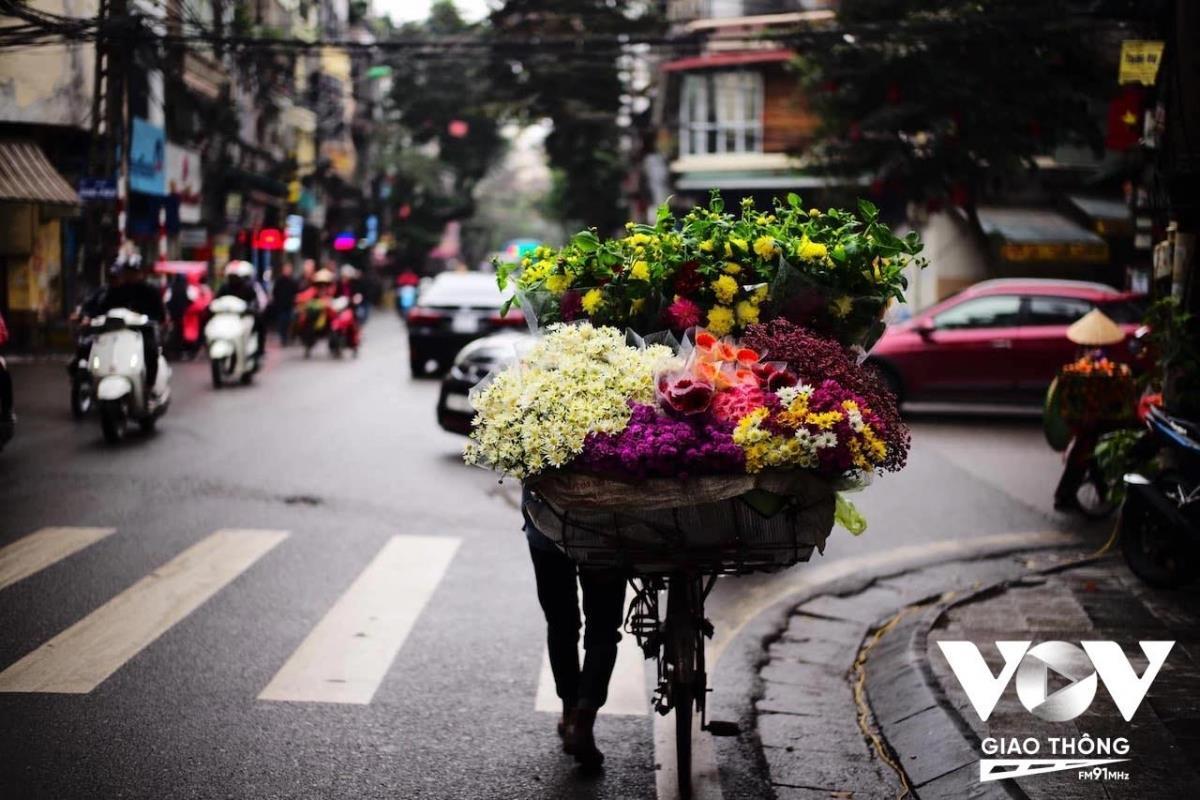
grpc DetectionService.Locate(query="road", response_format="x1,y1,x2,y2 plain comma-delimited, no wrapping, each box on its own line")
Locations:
0,315,1101,800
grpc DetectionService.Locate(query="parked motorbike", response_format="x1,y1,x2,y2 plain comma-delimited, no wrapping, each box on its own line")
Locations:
1120,405,1200,587
205,295,260,388
88,309,172,443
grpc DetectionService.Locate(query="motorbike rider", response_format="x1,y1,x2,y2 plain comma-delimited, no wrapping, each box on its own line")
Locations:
0,309,14,443
216,260,266,356
99,253,166,396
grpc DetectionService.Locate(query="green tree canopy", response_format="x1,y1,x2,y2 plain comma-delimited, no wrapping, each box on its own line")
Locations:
797,0,1121,224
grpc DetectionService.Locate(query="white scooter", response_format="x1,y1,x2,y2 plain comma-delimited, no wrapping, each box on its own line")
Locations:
88,308,171,443
205,294,260,388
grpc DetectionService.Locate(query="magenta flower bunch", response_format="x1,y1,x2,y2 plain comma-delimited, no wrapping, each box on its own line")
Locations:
578,403,746,479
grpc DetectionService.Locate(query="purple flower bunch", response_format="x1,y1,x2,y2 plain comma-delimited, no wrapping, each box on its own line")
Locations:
578,403,745,479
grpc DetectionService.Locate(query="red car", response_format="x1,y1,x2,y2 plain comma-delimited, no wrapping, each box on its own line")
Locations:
868,279,1146,403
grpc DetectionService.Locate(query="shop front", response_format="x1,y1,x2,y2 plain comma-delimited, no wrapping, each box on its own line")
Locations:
0,139,81,349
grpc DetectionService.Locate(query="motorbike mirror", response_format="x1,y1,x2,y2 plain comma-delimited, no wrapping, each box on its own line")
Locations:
915,319,936,339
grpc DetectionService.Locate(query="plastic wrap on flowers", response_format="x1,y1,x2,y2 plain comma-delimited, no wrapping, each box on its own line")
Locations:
766,258,889,351
523,469,835,573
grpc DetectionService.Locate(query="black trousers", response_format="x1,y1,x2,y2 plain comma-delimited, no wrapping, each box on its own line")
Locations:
528,543,626,710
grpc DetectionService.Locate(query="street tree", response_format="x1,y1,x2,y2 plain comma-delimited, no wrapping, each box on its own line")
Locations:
796,0,1119,228
380,0,507,266
489,0,661,235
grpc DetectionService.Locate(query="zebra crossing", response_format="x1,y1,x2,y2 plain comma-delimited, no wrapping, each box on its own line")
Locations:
0,526,649,715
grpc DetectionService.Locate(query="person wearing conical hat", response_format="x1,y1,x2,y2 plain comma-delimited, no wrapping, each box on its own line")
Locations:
1053,309,1127,512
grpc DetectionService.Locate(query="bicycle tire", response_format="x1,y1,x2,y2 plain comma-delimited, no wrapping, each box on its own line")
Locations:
667,576,699,799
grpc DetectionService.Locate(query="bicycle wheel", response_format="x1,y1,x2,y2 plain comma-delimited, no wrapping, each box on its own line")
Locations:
666,575,702,800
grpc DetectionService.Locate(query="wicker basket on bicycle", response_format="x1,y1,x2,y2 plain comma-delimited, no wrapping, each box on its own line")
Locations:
524,469,835,575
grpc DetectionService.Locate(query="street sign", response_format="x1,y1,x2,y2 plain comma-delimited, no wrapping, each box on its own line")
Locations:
1119,41,1164,86
255,228,284,250
78,177,117,201
284,214,303,253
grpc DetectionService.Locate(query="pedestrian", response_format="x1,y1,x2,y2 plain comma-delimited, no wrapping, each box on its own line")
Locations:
272,263,299,345
522,487,626,770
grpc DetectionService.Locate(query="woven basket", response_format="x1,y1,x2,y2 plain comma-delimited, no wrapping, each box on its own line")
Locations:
524,470,835,574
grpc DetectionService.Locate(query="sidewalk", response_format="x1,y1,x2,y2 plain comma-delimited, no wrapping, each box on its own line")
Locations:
753,547,1200,799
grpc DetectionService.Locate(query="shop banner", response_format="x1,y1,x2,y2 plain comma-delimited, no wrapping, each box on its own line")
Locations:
166,143,204,224
130,118,166,196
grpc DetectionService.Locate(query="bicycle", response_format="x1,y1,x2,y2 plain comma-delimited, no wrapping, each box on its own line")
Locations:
526,473,835,799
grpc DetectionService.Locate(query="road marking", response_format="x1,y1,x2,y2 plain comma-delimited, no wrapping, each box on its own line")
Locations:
533,620,649,716
258,534,460,704
0,529,287,694
0,527,117,592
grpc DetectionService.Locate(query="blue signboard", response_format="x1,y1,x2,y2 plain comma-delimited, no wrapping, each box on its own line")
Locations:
78,177,117,201
129,118,166,196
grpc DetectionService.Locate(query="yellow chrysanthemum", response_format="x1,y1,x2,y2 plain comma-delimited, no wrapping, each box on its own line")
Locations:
712,274,738,304
830,295,854,318
753,236,779,259
699,239,715,253
805,410,844,430
630,298,646,314
735,300,760,326
545,273,573,295
729,237,749,253
723,262,741,275
582,288,604,315
627,232,652,247
706,305,734,336
629,260,650,281
797,235,828,262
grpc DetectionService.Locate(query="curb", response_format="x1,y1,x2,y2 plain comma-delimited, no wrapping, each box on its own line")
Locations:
709,532,1088,800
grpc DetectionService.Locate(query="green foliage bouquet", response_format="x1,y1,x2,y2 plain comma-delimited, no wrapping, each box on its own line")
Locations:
496,192,926,349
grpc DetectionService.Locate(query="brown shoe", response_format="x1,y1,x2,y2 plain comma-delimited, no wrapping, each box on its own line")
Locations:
563,708,604,770
557,702,571,739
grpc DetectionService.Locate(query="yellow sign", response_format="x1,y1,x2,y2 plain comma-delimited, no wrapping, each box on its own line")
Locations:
1119,40,1164,86
999,242,1110,264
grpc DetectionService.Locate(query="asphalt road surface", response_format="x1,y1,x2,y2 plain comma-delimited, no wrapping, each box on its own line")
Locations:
0,315,1098,800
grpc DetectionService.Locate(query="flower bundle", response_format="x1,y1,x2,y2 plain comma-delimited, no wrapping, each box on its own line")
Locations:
463,324,674,478
1057,353,1136,426
496,192,925,349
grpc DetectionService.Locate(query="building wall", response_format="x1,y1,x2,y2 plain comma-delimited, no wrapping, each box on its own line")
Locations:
763,67,818,153
906,211,990,311
0,0,97,129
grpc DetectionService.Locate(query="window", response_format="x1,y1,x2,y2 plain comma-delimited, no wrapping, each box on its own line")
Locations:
1100,298,1147,324
933,296,1022,330
1025,296,1094,326
679,71,763,156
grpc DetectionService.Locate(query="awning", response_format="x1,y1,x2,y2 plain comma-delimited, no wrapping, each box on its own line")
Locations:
661,49,794,72
0,140,80,206
1068,194,1132,237
978,207,1109,263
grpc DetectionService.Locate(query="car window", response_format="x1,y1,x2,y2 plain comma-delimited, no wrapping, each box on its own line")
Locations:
1100,298,1148,324
932,295,1022,330
1025,295,1094,326
419,274,508,307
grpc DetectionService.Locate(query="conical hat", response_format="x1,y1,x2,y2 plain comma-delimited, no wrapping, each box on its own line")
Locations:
1066,308,1125,345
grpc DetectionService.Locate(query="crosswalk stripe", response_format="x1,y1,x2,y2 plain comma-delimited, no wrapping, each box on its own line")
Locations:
0,529,287,694
0,527,117,592
258,534,460,704
533,587,649,717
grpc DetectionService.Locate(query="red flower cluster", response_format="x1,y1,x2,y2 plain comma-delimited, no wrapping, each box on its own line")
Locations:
741,319,910,472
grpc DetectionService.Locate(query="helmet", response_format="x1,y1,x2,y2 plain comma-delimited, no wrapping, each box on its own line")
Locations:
339,264,359,280
110,253,143,275
225,260,255,279
312,268,335,284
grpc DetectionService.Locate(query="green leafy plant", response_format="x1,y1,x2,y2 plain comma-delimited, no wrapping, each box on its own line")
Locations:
496,192,926,347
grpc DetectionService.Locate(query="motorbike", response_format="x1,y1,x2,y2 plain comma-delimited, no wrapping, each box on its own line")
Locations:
0,356,13,453
328,295,361,358
67,317,96,418
205,295,260,388
1120,405,1200,587
87,308,172,443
